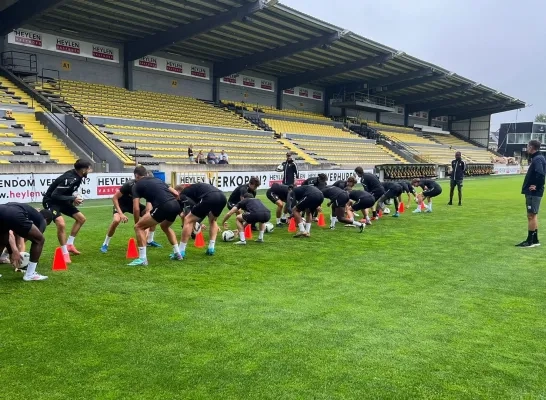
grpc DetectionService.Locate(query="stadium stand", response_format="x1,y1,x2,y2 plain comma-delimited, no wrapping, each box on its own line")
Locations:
0,78,77,164
221,100,331,121
61,80,256,130
99,124,289,166
263,119,353,138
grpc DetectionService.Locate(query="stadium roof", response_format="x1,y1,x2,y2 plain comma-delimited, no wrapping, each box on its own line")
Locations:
0,0,525,119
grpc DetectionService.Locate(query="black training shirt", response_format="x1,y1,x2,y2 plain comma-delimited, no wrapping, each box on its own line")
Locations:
132,177,176,207
181,182,221,202
44,169,82,203
321,185,345,200
522,151,546,197
420,179,441,191
270,183,290,202
333,180,348,190
236,198,269,213
228,184,256,205
360,173,382,192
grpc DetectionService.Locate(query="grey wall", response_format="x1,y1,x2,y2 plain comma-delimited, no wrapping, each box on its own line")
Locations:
469,115,491,146
282,83,324,114
4,26,124,86
219,69,276,107
132,50,213,100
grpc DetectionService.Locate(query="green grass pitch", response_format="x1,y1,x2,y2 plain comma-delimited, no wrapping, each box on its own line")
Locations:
1,175,545,399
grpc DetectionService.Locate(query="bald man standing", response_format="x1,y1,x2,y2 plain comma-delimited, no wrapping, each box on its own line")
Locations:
448,151,466,206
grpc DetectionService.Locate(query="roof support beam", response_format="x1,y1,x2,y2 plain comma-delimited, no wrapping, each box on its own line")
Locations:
278,52,394,91
328,68,433,93
452,104,523,121
430,100,514,118
393,84,474,105
407,93,494,113
124,0,265,61
372,73,445,95
0,0,67,36
214,31,341,78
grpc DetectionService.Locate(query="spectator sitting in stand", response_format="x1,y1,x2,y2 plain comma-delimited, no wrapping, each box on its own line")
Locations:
196,150,206,164
218,150,229,164
207,149,217,164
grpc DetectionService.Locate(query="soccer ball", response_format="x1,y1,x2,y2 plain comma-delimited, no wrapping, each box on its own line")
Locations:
264,222,274,233
193,222,201,235
222,230,235,242
385,199,393,205
275,164,283,172
73,191,83,206
20,252,30,267
383,207,391,215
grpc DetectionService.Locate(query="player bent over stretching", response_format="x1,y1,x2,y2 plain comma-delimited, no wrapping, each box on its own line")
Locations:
412,178,443,213
376,182,404,218
130,167,181,266
43,159,92,263
320,185,364,231
348,190,376,220
266,183,291,226
0,203,53,281
289,185,324,238
100,179,160,253
178,183,227,257
222,193,271,244
227,177,261,231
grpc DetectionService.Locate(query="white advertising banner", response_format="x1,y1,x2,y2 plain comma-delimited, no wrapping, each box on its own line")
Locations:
493,164,521,175
283,86,324,102
0,173,133,204
172,169,369,192
134,55,210,80
220,74,275,92
8,28,119,63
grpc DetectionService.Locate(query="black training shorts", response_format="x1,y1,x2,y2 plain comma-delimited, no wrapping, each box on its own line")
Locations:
450,180,463,189
242,210,271,225
42,199,79,220
423,187,443,198
114,202,146,216
150,199,181,223
0,209,33,237
295,194,324,214
383,187,402,200
333,192,350,208
191,192,227,219
371,188,385,202
266,188,280,204
352,195,375,211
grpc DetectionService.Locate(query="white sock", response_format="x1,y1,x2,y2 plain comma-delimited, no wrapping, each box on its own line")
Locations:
25,262,37,277
330,216,337,227
103,236,112,246
239,231,246,241
428,202,432,211
209,240,215,250
179,242,187,252
352,221,363,227
276,218,281,224
258,231,264,240
61,245,68,255
138,247,147,260
172,244,180,254
67,236,75,245
305,223,311,233
147,231,155,243
298,222,305,232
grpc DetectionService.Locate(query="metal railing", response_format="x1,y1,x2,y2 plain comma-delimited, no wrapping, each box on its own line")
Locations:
1,51,37,75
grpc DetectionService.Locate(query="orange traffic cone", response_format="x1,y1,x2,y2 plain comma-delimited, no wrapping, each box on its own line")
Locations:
194,231,205,248
244,224,253,239
126,238,138,259
378,209,383,218
288,218,297,232
398,202,405,213
317,213,326,227
420,202,426,211
52,247,67,271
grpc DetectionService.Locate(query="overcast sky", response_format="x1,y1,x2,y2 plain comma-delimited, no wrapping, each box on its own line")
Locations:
282,0,544,130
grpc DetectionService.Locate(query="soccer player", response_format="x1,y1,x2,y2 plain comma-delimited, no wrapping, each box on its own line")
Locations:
42,159,93,263
516,139,546,247
449,151,467,206
348,190,376,218
411,178,443,213
354,167,384,220
100,179,160,253
321,185,364,231
288,185,324,238
398,181,416,209
333,177,357,191
376,182,403,218
227,177,261,230
178,182,227,257
129,166,182,266
0,203,53,281
266,182,291,226
222,193,271,244
302,174,328,220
